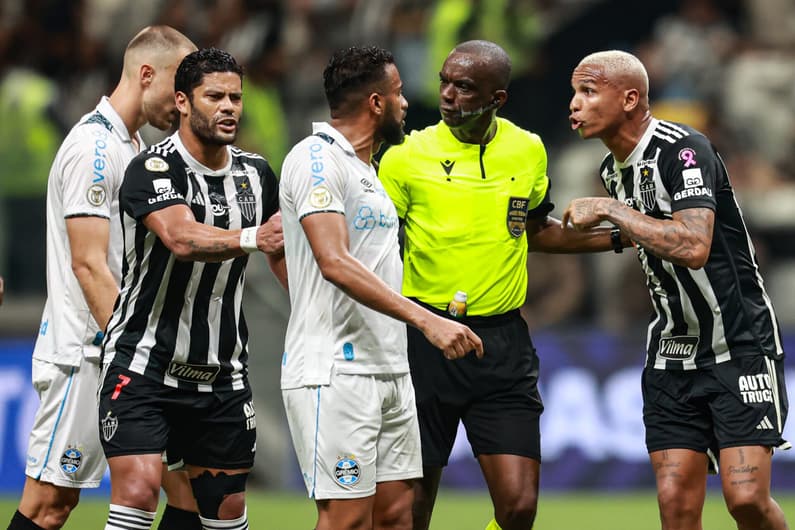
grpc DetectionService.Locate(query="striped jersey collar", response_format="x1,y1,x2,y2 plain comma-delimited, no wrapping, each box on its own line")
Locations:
615,117,659,168
96,96,145,150
169,131,233,176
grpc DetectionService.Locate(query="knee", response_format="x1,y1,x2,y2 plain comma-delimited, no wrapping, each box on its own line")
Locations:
656,485,701,524
190,471,248,520
494,490,538,528
118,479,161,512
377,493,413,530
37,500,78,529
725,489,769,525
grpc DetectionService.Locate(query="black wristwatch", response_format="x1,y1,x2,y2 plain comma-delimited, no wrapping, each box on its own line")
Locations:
610,227,623,253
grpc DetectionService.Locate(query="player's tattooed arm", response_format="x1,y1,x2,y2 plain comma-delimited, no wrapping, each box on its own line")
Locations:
563,198,714,269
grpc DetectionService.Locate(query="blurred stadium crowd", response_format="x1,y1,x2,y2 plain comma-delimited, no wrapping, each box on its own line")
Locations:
1,0,794,330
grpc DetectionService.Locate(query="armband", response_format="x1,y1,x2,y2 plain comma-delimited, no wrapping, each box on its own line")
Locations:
610,227,623,254
239,227,258,254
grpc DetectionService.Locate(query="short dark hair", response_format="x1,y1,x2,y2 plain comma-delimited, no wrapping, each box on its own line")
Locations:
323,46,395,114
175,48,244,100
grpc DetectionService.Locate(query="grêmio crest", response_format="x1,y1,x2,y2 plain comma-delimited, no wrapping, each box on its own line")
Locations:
506,196,529,238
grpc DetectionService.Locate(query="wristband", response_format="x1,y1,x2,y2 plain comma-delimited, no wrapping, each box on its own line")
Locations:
239,226,258,254
610,227,623,254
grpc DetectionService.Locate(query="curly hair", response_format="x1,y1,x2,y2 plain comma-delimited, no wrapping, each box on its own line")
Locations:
323,46,395,115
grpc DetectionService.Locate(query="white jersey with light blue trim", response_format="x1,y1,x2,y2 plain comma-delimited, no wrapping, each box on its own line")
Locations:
279,122,408,389
33,96,144,366
600,118,783,371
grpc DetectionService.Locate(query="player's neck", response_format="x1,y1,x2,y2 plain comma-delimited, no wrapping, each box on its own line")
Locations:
177,129,229,170
331,118,377,165
108,82,145,140
606,112,652,163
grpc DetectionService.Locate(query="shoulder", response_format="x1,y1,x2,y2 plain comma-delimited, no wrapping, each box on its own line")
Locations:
381,123,442,167
231,145,273,173
127,138,180,177
652,120,715,165
497,118,545,149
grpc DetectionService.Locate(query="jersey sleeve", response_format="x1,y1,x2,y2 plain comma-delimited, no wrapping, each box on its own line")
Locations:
59,127,116,220
660,134,718,212
282,138,346,220
525,133,554,219
258,159,280,222
377,143,410,218
120,153,188,220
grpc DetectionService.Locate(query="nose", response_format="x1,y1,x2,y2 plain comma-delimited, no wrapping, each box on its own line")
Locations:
401,94,408,112
440,82,455,103
569,93,580,113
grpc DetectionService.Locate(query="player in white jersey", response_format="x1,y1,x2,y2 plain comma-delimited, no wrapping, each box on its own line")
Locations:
8,26,200,530
280,46,483,530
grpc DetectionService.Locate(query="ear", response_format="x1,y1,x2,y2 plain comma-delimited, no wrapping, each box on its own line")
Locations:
493,90,507,106
139,64,155,88
175,90,189,115
623,88,640,112
368,92,383,115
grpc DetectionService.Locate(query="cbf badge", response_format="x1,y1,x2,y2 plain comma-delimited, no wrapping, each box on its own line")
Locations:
506,196,529,238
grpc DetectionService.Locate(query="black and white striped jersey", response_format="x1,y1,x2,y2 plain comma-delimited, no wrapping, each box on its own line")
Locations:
103,132,279,391
600,118,783,370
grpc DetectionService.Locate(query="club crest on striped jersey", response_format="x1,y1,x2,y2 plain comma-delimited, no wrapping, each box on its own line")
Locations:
233,171,257,222
637,161,657,212
506,196,529,238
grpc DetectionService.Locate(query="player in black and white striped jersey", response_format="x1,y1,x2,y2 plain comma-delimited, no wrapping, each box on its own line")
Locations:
564,50,788,530
98,48,285,530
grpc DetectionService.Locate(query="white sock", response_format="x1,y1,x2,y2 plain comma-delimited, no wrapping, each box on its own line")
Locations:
105,503,156,530
199,508,248,530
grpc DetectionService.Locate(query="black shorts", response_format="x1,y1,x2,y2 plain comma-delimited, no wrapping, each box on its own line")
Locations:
98,363,256,469
643,355,789,456
408,304,543,466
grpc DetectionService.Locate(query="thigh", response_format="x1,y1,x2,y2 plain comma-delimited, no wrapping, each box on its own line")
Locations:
376,374,422,483
642,367,715,460
98,363,168,458
649,449,708,502
719,445,774,500
463,318,543,460
283,374,380,500
478,454,539,502
710,356,789,450
27,358,106,488
173,386,257,470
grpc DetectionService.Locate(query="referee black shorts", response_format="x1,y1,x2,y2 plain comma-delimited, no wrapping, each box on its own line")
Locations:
408,301,543,466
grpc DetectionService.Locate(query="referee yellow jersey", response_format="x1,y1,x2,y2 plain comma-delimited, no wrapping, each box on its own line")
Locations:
379,117,552,316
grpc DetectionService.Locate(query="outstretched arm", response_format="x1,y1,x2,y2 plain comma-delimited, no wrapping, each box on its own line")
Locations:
526,215,620,253
143,204,277,262
562,197,713,268
300,211,483,360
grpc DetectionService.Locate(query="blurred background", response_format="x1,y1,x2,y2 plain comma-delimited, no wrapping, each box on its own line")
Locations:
1,0,794,506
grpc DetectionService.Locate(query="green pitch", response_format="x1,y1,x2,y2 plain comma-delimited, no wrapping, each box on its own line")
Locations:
2,490,793,529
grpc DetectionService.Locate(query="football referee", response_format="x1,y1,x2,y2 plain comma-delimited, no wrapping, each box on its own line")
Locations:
379,40,619,530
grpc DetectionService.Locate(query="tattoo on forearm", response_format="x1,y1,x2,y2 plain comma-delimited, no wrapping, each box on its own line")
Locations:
610,207,713,266
187,239,232,260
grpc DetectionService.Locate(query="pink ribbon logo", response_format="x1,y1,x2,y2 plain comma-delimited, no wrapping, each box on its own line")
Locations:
678,148,697,168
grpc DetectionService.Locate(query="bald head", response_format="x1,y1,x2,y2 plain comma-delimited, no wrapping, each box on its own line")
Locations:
450,40,511,90
122,25,196,77
576,50,649,105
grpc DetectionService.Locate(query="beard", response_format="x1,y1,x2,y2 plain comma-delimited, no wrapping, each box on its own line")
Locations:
378,102,405,146
189,108,237,146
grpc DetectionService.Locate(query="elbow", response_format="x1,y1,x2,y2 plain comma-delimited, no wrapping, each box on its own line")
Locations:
316,254,346,285
682,247,710,270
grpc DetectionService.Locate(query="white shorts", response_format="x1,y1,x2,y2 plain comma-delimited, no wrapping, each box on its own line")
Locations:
283,372,422,500
25,357,106,488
